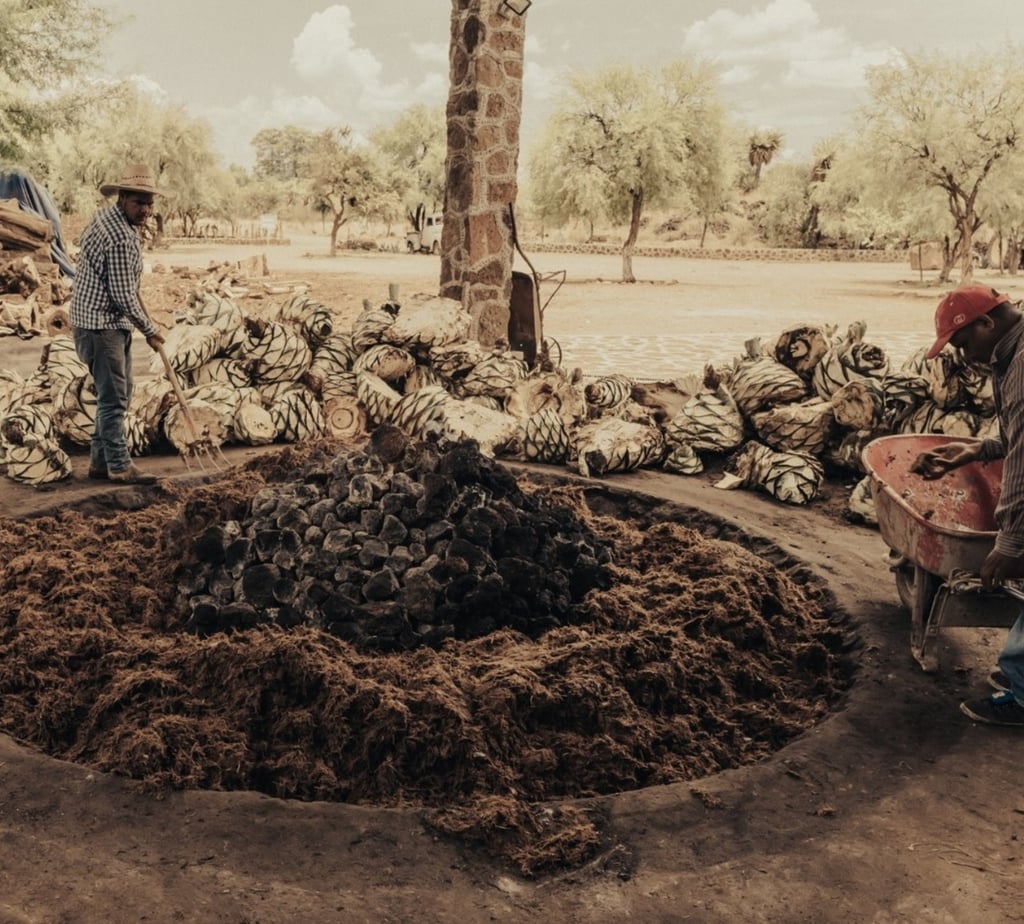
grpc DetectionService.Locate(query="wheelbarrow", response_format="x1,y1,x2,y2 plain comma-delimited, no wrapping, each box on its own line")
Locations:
862,433,1023,672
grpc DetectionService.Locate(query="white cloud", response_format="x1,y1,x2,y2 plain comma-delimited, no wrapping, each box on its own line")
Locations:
411,41,448,67
415,72,449,102
684,0,820,59
677,0,900,157
719,64,756,86
288,5,447,124
264,93,339,127
196,92,340,167
683,0,894,90
785,47,893,89
124,74,170,103
523,58,566,104
291,5,382,85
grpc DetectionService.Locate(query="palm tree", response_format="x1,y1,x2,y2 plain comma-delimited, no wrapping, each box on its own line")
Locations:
747,130,784,187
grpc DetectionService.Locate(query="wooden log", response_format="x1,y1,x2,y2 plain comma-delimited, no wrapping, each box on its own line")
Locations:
0,255,41,296
240,253,268,277
0,199,54,246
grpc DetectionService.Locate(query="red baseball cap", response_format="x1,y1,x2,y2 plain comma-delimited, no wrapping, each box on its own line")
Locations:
925,284,1009,359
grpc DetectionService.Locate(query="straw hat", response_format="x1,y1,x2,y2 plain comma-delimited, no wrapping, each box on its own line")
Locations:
99,163,172,198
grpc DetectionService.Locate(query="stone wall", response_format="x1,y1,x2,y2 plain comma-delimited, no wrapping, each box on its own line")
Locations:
518,242,909,264
161,237,292,247
440,0,525,346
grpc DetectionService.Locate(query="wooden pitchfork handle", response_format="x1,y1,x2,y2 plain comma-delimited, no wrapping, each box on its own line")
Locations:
156,341,204,443
137,291,204,443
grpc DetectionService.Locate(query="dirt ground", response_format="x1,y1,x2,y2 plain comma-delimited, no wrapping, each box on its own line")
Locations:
1,236,1022,923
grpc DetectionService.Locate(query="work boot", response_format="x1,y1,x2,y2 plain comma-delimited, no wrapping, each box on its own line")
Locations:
960,690,1024,726
107,463,158,485
989,669,1012,693
87,465,109,480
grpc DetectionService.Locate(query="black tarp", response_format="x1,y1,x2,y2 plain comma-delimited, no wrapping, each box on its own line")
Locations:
0,168,74,278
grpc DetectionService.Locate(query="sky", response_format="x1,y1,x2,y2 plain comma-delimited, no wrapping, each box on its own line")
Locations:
98,0,1024,170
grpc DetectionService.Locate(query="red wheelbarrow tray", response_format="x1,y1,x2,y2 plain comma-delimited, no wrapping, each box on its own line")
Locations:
862,433,1002,580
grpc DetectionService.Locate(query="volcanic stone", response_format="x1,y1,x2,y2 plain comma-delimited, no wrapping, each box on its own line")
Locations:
379,514,408,545
358,538,390,570
363,569,400,601
242,563,282,608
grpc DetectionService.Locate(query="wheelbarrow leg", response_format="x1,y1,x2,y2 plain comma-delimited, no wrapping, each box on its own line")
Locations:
909,563,941,672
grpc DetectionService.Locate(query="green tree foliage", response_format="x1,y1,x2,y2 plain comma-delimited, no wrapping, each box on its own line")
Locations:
811,137,948,252
252,126,317,181
44,82,236,234
244,126,315,221
691,124,742,248
528,122,610,242
305,128,408,255
977,159,1024,274
753,164,817,248
529,61,726,282
0,0,113,162
370,104,446,222
232,171,292,221
746,129,783,189
859,49,1024,283
0,0,111,85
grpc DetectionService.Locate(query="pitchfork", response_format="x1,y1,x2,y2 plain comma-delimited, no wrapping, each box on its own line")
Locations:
138,292,228,471
156,342,229,471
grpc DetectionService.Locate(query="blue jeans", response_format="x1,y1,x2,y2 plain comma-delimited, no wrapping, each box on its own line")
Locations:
999,610,1024,705
73,328,134,472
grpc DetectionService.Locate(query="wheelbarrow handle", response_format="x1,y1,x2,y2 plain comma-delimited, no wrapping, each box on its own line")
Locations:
948,568,1024,602
1003,584,1024,604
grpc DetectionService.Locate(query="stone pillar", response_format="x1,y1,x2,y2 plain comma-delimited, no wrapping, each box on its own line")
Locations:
441,0,525,347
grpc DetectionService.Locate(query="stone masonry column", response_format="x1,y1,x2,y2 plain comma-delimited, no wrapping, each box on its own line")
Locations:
441,0,525,346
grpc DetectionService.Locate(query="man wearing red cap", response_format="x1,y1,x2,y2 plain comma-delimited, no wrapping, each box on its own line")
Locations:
915,283,1024,725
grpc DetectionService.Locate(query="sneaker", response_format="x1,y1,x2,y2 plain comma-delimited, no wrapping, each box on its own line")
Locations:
988,669,1012,693
87,466,109,480
960,690,1024,726
107,464,158,485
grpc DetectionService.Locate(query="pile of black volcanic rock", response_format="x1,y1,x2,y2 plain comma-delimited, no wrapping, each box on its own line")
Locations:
175,428,614,651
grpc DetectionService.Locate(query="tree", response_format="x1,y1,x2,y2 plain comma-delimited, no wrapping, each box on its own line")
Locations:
860,49,1024,283
977,157,1024,274
251,126,316,181
530,61,725,282
754,164,817,248
43,81,235,238
811,136,949,253
691,125,741,248
527,126,610,242
305,128,408,256
747,129,783,188
233,171,291,221
0,0,113,161
370,104,446,223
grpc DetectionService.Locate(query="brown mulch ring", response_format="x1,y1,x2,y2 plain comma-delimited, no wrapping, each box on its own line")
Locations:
0,440,856,877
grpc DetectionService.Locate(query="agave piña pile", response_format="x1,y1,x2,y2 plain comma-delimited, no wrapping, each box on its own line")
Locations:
0,289,998,525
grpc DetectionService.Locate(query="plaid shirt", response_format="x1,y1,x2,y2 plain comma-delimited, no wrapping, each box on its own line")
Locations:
70,204,157,338
979,318,1024,557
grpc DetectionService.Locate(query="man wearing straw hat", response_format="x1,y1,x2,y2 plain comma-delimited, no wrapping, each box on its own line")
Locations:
70,163,168,485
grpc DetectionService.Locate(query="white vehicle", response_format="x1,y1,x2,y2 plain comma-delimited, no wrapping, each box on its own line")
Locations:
406,213,443,254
